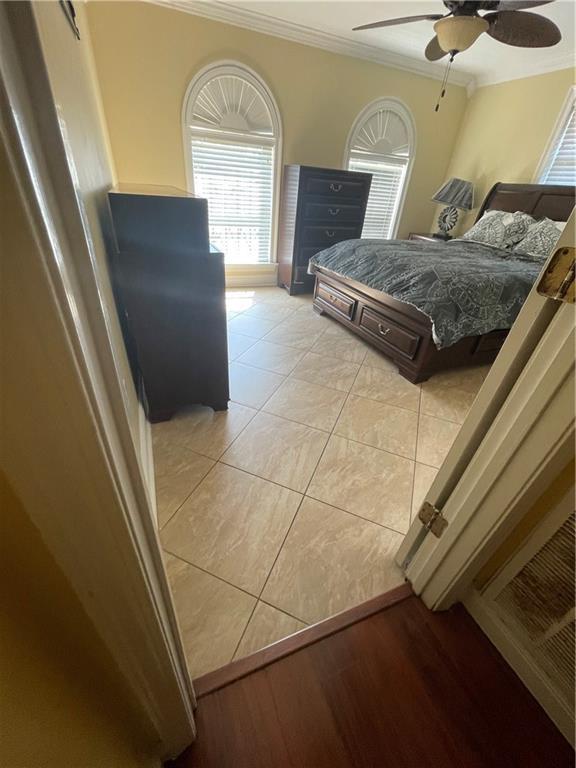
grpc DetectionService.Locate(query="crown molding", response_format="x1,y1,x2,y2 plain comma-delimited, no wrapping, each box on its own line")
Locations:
474,51,575,88
151,0,474,89
150,0,573,94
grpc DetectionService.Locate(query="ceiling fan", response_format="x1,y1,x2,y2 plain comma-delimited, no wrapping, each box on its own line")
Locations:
353,1,562,62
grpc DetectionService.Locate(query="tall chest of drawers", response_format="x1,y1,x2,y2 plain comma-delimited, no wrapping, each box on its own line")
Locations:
107,185,229,423
277,165,372,294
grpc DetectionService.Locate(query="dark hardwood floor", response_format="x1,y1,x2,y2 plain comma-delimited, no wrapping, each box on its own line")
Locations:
174,594,573,768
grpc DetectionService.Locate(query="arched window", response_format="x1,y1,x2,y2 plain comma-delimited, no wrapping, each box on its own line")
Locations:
183,62,281,264
345,99,415,239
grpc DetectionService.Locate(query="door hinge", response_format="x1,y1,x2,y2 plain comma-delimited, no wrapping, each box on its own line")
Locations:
537,247,575,304
418,501,448,538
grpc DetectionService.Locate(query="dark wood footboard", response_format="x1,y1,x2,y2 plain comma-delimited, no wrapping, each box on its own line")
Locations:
312,267,507,383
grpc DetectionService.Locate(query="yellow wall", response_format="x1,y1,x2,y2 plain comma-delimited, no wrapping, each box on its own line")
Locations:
86,1,469,238
32,0,144,462
0,465,159,768
439,68,575,233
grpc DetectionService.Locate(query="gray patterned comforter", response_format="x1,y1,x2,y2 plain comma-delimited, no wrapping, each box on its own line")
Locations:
309,239,543,349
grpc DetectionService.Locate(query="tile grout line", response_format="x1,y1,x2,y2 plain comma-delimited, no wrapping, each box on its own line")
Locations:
258,599,308,626
221,407,424,472
228,327,365,657
211,302,323,662
243,349,374,633
253,355,363,588
227,333,260,362
165,293,314,667
161,342,442,539
209,455,414,536
233,307,484,421
158,456,216,532
229,492,308,662
164,549,261,601
235,348,307,378
155,413,443,475
229,602,259,662
227,301,316,654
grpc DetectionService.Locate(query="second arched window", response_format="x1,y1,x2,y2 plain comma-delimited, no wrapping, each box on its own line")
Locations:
346,101,414,239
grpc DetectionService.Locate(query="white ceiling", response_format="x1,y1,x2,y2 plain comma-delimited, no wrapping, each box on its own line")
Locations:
169,0,575,87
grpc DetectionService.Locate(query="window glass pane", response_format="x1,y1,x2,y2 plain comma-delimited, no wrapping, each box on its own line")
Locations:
192,139,273,264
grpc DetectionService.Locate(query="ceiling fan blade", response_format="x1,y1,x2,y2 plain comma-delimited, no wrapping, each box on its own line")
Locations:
484,10,561,47
353,14,444,32
425,35,449,61
495,1,556,10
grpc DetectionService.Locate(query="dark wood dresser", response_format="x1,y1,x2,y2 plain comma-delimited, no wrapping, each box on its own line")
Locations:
277,165,371,294
107,184,229,423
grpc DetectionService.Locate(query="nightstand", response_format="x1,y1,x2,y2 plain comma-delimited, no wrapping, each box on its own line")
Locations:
408,233,451,242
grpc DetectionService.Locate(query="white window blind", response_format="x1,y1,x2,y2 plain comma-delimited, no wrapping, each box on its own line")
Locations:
349,156,407,239
191,138,274,265
539,97,576,186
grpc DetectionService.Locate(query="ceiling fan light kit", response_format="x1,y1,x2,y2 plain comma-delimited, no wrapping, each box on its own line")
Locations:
352,1,562,111
434,15,489,53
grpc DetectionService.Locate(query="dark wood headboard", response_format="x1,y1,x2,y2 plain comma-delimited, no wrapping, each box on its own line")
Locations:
476,182,575,223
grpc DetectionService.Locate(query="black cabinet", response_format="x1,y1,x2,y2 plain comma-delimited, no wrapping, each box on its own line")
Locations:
277,166,371,294
107,184,229,423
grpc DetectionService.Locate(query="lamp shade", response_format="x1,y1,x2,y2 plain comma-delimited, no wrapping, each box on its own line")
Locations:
434,16,489,53
432,178,474,210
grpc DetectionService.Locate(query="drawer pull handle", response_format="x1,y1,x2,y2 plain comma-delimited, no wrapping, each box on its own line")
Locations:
326,230,336,237
330,183,342,193
378,323,391,337
328,294,339,303
328,208,341,216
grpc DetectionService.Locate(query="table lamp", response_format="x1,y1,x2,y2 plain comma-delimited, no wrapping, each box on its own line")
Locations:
432,178,474,239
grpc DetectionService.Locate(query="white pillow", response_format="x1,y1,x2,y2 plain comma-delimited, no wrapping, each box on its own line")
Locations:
461,210,535,249
512,218,564,261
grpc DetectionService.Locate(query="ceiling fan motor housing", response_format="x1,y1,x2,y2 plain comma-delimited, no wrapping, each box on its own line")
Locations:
443,1,499,13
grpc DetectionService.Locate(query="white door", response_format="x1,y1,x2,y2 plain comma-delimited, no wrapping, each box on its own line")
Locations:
397,213,575,610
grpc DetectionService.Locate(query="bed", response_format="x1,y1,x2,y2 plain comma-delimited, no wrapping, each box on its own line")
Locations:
309,183,575,383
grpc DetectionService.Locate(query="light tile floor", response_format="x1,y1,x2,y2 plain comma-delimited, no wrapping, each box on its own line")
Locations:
153,287,490,678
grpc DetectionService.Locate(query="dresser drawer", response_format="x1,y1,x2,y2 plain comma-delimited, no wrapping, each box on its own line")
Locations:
316,281,356,320
303,201,364,223
302,225,359,246
360,307,421,359
304,175,369,199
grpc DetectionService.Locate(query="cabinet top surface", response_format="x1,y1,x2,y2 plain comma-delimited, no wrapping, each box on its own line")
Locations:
110,183,199,199
285,164,371,177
